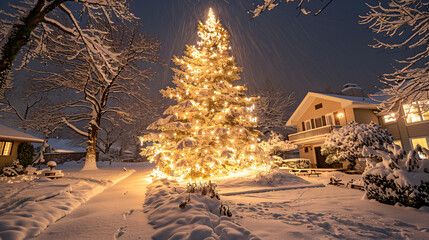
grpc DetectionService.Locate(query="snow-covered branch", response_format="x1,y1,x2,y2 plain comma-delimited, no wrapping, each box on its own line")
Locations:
249,0,334,18
0,0,137,97
361,0,429,112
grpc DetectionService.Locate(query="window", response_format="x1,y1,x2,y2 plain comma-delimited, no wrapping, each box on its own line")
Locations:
315,103,323,110
315,117,322,128
403,101,429,123
0,141,13,156
305,120,311,131
333,111,341,125
411,137,429,159
383,113,397,123
393,140,402,148
411,137,428,149
325,113,334,125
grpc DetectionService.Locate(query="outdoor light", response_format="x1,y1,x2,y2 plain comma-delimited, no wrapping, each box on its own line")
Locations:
337,112,344,118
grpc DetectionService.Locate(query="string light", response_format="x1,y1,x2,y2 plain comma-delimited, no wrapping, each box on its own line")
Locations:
141,8,267,182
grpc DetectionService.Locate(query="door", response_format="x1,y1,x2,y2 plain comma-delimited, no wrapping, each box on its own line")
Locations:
315,146,330,168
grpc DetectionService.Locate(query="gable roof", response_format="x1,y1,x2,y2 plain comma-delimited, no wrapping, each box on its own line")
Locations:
0,123,44,143
286,92,378,126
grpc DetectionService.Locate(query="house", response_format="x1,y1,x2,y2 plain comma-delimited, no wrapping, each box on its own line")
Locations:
0,123,44,169
286,84,429,169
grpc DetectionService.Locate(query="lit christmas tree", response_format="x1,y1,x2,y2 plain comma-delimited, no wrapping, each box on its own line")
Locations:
142,9,265,181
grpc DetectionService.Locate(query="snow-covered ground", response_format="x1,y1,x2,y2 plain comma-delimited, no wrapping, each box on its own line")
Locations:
222,171,429,239
1,164,428,240
0,161,144,240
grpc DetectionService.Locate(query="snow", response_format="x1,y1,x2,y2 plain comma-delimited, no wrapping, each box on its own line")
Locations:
0,161,136,240
1,163,428,239
37,138,86,153
215,170,323,196
222,171,429,239
144,179,259,240
0,123,43,143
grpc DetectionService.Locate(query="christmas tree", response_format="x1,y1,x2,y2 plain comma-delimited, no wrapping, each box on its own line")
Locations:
142,9,265,181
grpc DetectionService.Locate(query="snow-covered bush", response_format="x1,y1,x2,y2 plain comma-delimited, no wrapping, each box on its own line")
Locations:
17,142,34,167
361,145,429,208
258,131,296,157
1,160,24,177
321,122,393,169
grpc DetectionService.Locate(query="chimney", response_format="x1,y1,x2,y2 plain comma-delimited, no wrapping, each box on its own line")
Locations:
341,83,363,97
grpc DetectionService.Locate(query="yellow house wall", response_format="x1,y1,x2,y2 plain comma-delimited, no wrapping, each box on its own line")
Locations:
297,97,349,131
299,147,317,168
353,109,379,124
380,114,429,152
0,140,21,169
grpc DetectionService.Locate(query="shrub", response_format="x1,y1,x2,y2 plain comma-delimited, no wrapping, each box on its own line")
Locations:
362,145,429,208
322,121,393,169
17,142,34,167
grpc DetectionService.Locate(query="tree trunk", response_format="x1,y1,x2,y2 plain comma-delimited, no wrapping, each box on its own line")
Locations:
82,123,99,170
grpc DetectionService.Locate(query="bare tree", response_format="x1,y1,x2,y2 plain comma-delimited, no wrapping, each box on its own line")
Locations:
0,92,45,132
24,106,63,168
254,87,295,135
360,0,429,113
0,0,136,96
32,23,160,170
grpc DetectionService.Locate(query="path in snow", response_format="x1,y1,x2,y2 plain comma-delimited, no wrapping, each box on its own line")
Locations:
34,168,155,240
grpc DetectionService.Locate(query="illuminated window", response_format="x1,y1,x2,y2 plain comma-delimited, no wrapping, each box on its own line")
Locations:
0,141,13,156
383,113,397,123
393,140,402,148
403,101,429,123
411,137,429,159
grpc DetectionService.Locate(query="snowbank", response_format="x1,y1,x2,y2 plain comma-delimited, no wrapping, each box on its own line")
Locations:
215,169,323,195
144,179,259,240
0,164,135,240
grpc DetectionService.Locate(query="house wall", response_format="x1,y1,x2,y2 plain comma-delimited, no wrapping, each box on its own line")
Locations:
297,97,348,131
299,147,317,168
0,140,21,169
380,111,429,152
353,109,379,124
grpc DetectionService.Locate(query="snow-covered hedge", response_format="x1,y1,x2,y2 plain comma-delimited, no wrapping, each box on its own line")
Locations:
322,121,393,169
362,145,429,208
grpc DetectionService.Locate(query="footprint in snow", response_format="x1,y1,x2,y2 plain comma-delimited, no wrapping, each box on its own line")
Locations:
114,226,127,239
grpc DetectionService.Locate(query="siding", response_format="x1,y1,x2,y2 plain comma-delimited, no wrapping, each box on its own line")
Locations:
299,147,316,168
297,97,344,131
353,109,379,124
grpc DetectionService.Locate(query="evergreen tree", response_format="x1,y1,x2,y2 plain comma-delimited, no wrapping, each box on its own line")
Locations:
143,9,264,181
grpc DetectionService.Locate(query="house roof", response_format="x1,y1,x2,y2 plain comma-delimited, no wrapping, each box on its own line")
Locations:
0,123,44,143
286,92,378,126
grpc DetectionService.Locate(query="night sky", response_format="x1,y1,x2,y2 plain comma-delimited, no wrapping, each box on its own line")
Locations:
130,0,396,100
0,0,397,101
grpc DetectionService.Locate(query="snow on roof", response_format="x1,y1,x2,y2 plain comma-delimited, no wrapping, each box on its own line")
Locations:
317,93,378,104
0,123,44,143
286,92,379,126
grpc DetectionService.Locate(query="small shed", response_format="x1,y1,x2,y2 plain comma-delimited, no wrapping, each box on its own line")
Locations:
0,123,44,169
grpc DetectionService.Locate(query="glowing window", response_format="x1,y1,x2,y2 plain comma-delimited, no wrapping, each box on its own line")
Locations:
403,101,429,123
0,141,13,156
383,113,397,123
411,137,429,159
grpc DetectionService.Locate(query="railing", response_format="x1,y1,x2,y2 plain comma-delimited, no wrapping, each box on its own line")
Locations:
288,125,341,143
